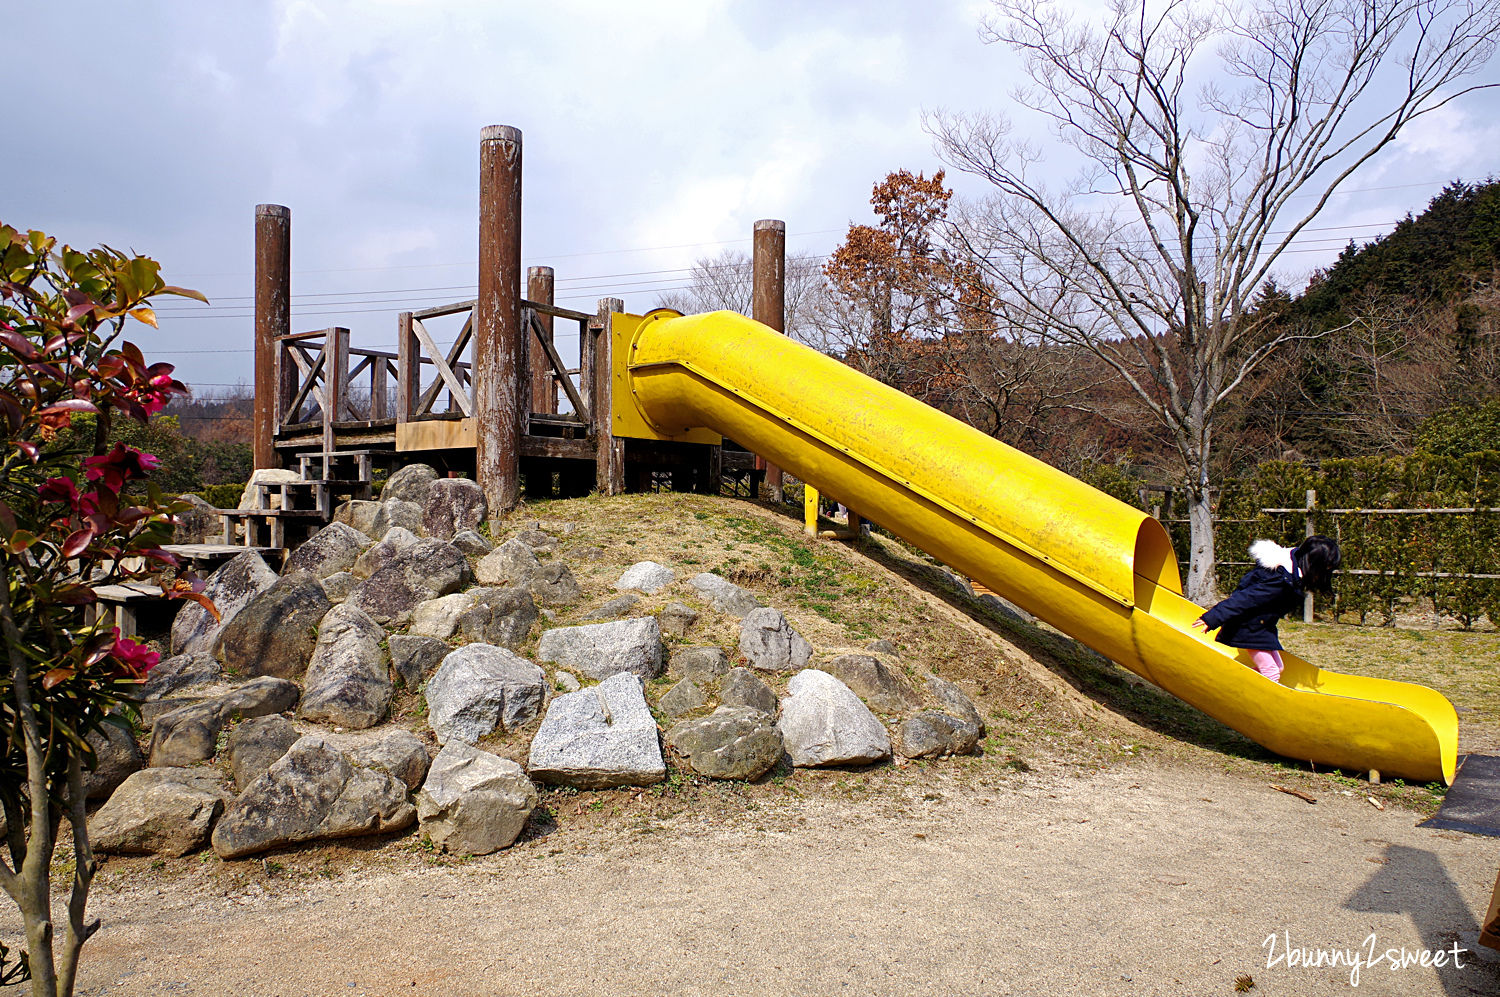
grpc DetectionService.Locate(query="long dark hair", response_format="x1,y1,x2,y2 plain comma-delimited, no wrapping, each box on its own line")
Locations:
1294,535,1341,594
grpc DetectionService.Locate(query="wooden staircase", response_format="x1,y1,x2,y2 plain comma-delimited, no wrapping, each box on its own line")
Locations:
220,450,380,549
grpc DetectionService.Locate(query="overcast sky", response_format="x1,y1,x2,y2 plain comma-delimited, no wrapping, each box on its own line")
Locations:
5,0,1499,397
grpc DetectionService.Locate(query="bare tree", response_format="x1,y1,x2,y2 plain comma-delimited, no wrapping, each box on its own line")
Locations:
653,248,828,344
929,0,1499,600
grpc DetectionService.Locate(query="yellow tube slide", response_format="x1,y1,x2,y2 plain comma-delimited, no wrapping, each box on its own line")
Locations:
617,310,1458,784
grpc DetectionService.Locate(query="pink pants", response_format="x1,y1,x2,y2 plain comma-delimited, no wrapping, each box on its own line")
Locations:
1248,649,1284,682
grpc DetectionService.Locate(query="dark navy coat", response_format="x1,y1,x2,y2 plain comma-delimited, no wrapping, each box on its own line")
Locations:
1200,564,1305,651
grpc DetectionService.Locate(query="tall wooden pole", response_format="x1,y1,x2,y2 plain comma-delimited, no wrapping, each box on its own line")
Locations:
594,297,625,495
527,266,556,415
253,204,291,469
752,218,786,502
476,125,523,516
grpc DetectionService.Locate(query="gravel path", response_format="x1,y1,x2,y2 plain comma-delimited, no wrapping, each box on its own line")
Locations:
44,760,1500,997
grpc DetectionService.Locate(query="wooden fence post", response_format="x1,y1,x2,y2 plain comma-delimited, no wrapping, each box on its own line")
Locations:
528,266,556,415
476,124,524,517
1304,488,1316,623
752,218,786,503
324,328,349,463
254,204,291,469
594,297,625,494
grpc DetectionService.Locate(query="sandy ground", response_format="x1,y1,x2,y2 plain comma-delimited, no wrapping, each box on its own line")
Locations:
23,760,1496,997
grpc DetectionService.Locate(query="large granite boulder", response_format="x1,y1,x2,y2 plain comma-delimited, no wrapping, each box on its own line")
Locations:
148,678,301,767
351,526,419,580
211,735,416,859
172,493,220,544
777,669,891,768
450,529,493,558
170,551,278,656
321,571,357,603
333,499,381,538
227,715,301,791
578,594,640,622
214,570,331,680
528,563,582,606
535,617,664,681
417,741,537,855
141,652,222,702
347,538,470,626
457,587,540,648
408,591,477,640
738,608,813,673
526,672,665,789
285,522,372,580
422,477,487,541
825,654,922,713
511,527,559,553
926,674,986,734
614,561,675,594
474,539,539,587
896,712,982,759
659,679,706,717
424,644,547,745
666,707,784,781
668,646,730,683
298,603,391,729
340,728,432,791
381,463,438,505
370,499,423,539
658,601,699,637
388,634,450,690
237,469,300,510
719,667,777,715
90,767,232,857
83,720,145,800
687,573,763,618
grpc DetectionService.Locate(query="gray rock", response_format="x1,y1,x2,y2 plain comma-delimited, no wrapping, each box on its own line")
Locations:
370,498,424,539
554,671,581,693
388,634,450,690
825,654,922,713
211,735,416,859
658,601,699,637
90,767,231,857
227,715,301,791
614,561,675,594
668,646,730,682
896,711,982,759
148,678,301,767
170,551,278,657
237,469,301,510
535,617,664,681
408,591,478,640
687,572,763,618
450,529,493,558
285,522,372,580
865,639,900,657
351,526,419,580
979,593,1034,625
347,538,470,626
422,477,487,541
417,741,537,855
425,644,547,744
528,563,582,606
719,667,777,714
173,493,220,544
526,672,665,789
83,720,144,800
140,695,212,730
738,608,813,673
777,669,891,767
512,528,558,552
456,586,539,649
925,674,986,734
321,571,357,603
578,593,640,622
474,539,540,587
659,678,706,717
346,728,431,791
214,570,331,680
141,652,222,701
333,499,382,538
381,463,439,505
298,603,391,730
666,707,784,781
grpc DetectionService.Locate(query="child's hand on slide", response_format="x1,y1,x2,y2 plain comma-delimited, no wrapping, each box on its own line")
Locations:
1190,618,1207,632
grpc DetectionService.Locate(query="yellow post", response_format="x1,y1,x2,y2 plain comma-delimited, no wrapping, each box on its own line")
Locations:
804,484,820,536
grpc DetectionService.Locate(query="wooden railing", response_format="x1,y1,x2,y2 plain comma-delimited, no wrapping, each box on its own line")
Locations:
275,328,398,454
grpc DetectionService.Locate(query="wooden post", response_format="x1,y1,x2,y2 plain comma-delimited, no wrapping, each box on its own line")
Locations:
752,218,786,502
475,124,524,517
1304,488,1316,623
254,204,291,469
528,266,557,415
324,328,349,463
804,484,819,536
594,297,625,495
396,312,417,424
370,355,389,420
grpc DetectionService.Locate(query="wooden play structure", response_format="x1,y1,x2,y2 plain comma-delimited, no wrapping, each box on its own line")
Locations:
237,124,784,546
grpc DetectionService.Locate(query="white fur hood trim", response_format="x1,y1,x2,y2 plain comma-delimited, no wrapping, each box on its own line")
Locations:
1249,539,1294,573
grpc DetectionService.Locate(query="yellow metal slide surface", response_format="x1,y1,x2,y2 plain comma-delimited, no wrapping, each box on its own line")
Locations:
614,310,1458,784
